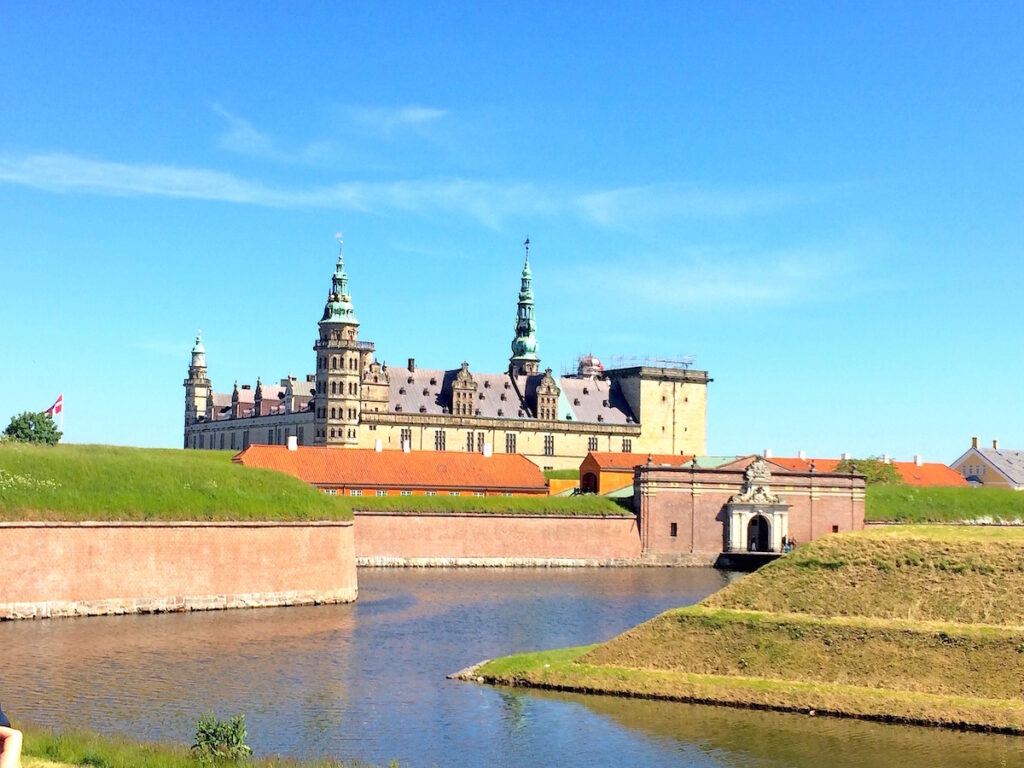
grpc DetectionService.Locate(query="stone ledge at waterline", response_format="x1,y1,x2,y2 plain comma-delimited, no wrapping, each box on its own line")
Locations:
457,526,1024,734
0,521,358,621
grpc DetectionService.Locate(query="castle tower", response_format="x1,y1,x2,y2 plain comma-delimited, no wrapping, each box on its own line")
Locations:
314,235,374,446
183,330,211,447
509,237,540,376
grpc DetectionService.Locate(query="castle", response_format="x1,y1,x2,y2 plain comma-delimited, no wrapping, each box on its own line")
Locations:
184,238,711,469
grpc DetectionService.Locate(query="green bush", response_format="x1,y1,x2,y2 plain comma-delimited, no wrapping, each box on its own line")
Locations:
192,714,252,765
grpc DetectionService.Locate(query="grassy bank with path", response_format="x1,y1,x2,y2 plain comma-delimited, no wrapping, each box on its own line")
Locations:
0,444,625,520
467,526,1024,732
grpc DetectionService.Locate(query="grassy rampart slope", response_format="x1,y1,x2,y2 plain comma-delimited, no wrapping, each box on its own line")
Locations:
866,485,1024,523
473,526,1024,732
0,444,352,521
0,443,626,520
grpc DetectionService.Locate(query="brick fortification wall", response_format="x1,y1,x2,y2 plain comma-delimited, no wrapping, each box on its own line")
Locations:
0,521,357,620
637,463,865,557
354,512,642,565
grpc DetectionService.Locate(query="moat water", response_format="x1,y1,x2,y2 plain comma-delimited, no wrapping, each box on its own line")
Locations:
3,568,1023,767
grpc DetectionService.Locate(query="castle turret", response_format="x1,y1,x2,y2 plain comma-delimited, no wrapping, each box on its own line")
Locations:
314,234,375,446
509,237,540,376
183,330,211,447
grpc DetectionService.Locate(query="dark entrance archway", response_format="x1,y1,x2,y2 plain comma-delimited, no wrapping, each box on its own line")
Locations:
581,472,598,494
747,515,771,552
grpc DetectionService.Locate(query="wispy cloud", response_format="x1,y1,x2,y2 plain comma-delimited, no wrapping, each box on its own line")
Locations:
212,104,276,157
575,184,805,224
0,151,811,229
350,105,448,137
566,247,855,307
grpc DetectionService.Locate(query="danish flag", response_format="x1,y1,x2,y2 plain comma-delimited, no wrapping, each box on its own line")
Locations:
44,394,63,417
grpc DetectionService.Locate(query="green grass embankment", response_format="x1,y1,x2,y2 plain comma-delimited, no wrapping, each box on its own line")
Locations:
866,485,1024,523
0,444,352,521
472,526,1024,732
346,494,629,516
20,726,395,768
543,468,580,480
0,443,627,520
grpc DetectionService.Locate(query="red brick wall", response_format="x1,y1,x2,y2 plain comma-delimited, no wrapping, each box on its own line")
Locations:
354,513,642,562
0,521,357,619
638,465,865,556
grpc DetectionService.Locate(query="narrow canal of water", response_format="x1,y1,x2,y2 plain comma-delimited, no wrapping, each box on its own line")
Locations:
2,568,1022,767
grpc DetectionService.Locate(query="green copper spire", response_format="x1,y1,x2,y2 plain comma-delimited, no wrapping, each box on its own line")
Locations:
510,237,540,374
321,233,358,325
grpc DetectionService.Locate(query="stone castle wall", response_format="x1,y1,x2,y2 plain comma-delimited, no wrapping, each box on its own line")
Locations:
0,521,357,620
354,512,642,565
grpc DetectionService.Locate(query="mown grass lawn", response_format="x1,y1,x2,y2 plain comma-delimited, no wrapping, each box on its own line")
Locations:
866,484,1024,523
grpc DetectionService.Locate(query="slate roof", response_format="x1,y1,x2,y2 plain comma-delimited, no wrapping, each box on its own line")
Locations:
234,445,547,493
387,367,635,424
976,448,1024,486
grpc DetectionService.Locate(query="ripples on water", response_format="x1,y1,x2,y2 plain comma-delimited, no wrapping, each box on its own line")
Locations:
2,568,1022,767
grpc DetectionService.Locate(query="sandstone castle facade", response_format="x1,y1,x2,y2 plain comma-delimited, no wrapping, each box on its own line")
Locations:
184,238,711,469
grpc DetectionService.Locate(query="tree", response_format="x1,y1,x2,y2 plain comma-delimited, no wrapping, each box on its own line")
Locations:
834,456,902,486
3,411,62,445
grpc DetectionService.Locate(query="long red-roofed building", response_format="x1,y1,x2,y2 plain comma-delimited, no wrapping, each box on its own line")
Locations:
768,457,967,487
234,444,548,497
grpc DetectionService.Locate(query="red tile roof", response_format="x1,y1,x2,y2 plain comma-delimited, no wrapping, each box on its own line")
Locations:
767,457,968,487
585,451,694,470
234,445,548,492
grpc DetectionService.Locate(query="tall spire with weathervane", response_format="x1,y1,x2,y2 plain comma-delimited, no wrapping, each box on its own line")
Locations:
509,237,540,376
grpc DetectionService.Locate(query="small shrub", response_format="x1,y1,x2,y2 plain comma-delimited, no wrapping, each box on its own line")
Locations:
192,713,253,764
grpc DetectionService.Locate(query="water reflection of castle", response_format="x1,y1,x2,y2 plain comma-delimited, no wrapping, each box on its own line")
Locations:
184,238,710,469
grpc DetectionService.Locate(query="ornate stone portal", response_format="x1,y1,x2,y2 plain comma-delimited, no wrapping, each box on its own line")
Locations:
725,457,790,553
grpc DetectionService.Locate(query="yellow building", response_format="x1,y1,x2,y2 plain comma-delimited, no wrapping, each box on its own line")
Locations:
951,437,1024,490
184,238,710,469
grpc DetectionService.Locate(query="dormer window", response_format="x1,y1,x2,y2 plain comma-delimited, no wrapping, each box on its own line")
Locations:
597,414,604,422
399,387,406,394
583,386,589,395
573,398,580,405
430,377,437,385
395,405,403,412
423,388,430,396
602,399,609,407
419,406,427,413
478,392,485,400
483,381,490,388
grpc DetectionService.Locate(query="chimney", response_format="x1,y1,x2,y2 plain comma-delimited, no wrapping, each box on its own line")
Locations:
972,436,979,449
375,439,383,452
408,358,416,372
993,439,999,450
762,448,772,458
797,450,806,461
914,454,923,467
882,454,891,464
287,435,297,451
841,452,851,460
483,442,493,458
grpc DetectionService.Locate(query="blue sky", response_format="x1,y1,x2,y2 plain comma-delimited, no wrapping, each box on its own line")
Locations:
1,1,1021,461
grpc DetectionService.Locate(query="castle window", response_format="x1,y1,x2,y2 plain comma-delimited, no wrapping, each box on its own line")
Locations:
330,428,335,438
434,430,446,451
622,438,632,452
466,431,474,452
268,429,274,444
400,490,412,496
331,356,338,370
400,428,412,448
219,433,225,449
425,491,437,496
331,381,337,394
544,435,554,456
449,491,460,497
331,407,336,419
505,433,517,453
670,523,678,538
477,432,485,453
350,489,362,496
474,491,485,497
349,357,357,370
297,428,304,445
376,490,387,497
588,437,598,452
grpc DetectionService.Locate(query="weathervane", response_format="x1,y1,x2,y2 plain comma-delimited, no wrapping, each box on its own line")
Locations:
335,232,343,252
524,235,530,260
